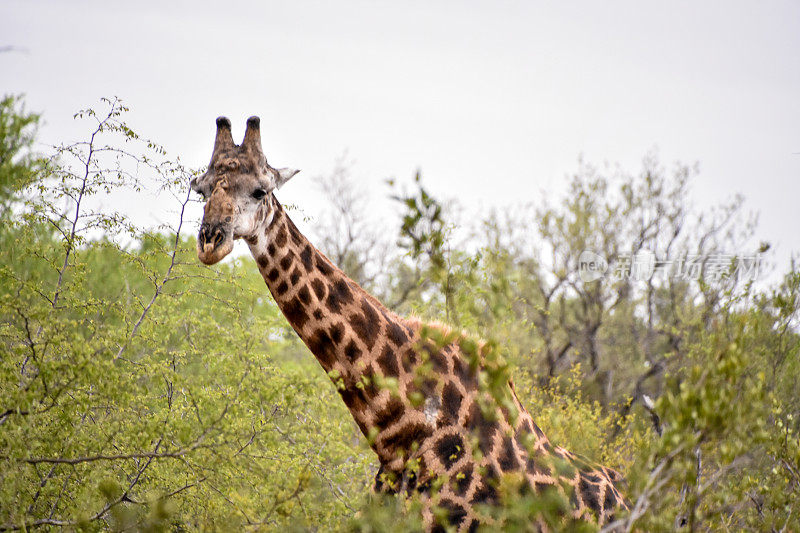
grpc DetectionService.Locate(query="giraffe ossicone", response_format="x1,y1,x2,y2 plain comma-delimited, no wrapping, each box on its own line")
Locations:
191,116,629,531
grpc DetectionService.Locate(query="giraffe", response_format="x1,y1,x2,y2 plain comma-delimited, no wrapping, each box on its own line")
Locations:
190,116,629,531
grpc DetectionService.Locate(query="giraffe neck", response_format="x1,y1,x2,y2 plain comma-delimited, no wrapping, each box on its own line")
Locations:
245,195,629,529
246,194,415,460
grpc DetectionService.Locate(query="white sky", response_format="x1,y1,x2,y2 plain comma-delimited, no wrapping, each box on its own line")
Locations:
3,1,799,276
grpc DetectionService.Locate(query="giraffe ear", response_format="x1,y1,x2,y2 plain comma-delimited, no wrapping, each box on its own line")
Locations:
276,168,300,189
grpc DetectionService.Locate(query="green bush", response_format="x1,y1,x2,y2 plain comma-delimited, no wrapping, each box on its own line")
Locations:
0,97,797,531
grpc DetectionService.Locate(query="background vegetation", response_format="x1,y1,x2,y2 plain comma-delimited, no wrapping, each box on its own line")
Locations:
1,96,797,531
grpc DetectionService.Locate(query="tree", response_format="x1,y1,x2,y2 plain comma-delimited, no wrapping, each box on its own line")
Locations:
311,154,393,294
1,96,797,530
0,94,43,215
0,99,374,530
371,160,798,531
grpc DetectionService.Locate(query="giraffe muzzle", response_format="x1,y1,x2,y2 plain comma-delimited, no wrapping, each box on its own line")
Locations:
197,222,234,265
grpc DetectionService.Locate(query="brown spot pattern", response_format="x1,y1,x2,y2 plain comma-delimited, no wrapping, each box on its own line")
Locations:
246,196,629,531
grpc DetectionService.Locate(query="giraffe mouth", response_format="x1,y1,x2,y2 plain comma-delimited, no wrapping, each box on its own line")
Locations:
197,222,234,265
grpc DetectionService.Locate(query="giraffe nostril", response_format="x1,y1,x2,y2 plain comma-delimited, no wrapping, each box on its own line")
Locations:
200,224,227,250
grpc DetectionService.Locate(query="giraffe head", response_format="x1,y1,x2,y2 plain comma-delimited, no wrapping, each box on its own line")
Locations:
190,116,299,265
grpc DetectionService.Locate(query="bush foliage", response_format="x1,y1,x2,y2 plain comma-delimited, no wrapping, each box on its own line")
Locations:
0,97,797,531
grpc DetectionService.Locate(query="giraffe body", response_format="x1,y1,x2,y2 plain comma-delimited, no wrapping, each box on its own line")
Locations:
191,117,628,531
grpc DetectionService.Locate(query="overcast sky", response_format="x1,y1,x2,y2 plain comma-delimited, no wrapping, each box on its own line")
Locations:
3,1,799,276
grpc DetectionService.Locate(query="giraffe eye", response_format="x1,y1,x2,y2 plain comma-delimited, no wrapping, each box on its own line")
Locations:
252,189,267,200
